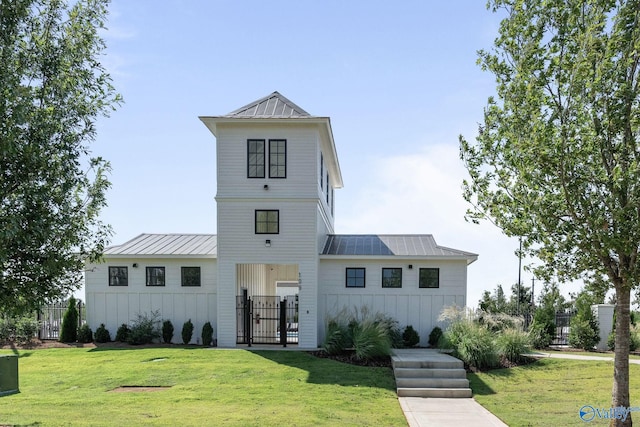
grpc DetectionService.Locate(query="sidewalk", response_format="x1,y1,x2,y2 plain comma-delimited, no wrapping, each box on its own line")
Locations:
399,397,507,427
526,351,640,364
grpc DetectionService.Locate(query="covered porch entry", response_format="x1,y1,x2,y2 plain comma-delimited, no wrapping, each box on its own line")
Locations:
235,263,299,346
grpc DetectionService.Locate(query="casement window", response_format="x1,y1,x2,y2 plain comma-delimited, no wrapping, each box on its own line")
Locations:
345,268,366,288
146,267,166,287
247,139,265,178
255,209,279,234
109,266,128,286
181,267,201,287
320,153,324,189
269,139,286,178
382,268,402,288
419,268,439,288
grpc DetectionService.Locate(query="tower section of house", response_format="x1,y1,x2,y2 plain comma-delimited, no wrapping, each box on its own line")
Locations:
199,92,343,348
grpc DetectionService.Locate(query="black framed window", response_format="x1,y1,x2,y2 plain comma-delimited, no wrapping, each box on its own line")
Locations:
326,173,330,203
255,210,279,234
247,139,265,178
320,153,324,189
346,268,366,288
269,139,286,178
419,268,439,288
382,268,402,288
146,267,165,287
181,267,201,287
109,266,128,286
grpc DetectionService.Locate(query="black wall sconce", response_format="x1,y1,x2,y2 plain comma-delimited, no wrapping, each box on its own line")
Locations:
263,184,269,190
265,239,271,247
408,264,413,269
133,263,139,268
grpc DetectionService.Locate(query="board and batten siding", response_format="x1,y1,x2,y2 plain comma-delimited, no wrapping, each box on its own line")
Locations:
85,258,217,344
318,259,467,347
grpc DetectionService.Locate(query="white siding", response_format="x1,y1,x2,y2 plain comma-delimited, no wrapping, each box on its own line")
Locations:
85,258,217,344
318,259,467,346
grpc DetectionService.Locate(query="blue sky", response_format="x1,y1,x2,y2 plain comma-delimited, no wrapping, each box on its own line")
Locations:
89,1,580,306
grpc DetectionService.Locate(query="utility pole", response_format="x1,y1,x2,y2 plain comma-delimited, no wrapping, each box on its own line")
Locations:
517,237,522,316
531,277,536,308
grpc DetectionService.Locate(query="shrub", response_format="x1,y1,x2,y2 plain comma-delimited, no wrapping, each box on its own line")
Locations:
428,326,443,348
127,311,161,345
201,321,214,346
115,324,130,342
77,324,93,343
14,316,39,344
323,319,351,355
59,297,78,343
94,324,111,343
182,319,194,345
402,325,420,347
162,320,174,344
568,317,600,350
498,328,530,363
608,328,640,352
352,319,391,360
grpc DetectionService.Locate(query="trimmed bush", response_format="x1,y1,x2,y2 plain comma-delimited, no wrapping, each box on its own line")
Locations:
162,320,174,344
94,324,111,343
59,297,78,343
568,317,599,350
77,324,93,343
529,322,553,349
201,321,214,346
497,328,530,363
182,319,194,345
402,325,420,347
127,311,161,345
115,324,130,342
428,326,443,348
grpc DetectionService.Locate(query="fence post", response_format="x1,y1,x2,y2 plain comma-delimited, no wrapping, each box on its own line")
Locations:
280,299,287,348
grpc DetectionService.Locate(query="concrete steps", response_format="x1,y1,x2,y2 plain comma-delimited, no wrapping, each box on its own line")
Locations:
392,350,472,398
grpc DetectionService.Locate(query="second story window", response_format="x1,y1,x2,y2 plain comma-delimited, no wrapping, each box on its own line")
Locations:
345,267,366,288
146,267,165,287
255,209,279,234
269,139,286,178
382,268,402,288
247,139,265,178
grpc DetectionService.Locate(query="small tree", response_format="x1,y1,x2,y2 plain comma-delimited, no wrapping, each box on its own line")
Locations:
181,319,194,345
162,320,174,344
94,324,111,343
201,321,213,346
568,293,600,351
59,297,78,343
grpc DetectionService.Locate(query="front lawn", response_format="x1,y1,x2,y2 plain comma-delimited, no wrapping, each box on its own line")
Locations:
469,358,640,426
0,347,405,426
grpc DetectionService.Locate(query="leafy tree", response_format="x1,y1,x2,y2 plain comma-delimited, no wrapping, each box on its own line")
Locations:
568,291,600,351
478,284,509,313
0,0,121,316
460,1,640,423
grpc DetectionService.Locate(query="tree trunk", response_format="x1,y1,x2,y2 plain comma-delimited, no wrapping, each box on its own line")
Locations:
611,285,632,427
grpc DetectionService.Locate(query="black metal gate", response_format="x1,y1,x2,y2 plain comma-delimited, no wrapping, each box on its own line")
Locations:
553,311,575,345
236,294,298,346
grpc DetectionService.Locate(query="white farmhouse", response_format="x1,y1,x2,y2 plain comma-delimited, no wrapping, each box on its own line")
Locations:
85,92,477,348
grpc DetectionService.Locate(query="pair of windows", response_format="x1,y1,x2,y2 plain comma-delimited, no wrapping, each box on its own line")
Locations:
248,139,286,178
345,267,439,288
108,266,201,287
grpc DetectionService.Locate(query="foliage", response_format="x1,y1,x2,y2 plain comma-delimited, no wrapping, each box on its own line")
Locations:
428,326,443,348
609,327,639,352
94,324,110,343
59,297,78,343
456,323,499,370
115,324,130,343
127,311,161,345
497,328,530,364
77,324,93,343
402,325,420,347
568,292,600,351
162,320,174,344
0,315,39,344
461,1,640,416
351,319,392,360
201,321,213,346
478,311,523,333
0,0,121,316
181,319,194,345
323,319,350,355
528,322,553,350
478,284,533,316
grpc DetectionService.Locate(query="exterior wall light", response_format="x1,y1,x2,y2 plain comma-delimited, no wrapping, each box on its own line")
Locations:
265,239,271,247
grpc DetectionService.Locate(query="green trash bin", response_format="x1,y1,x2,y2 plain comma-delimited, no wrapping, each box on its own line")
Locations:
0,355,19,396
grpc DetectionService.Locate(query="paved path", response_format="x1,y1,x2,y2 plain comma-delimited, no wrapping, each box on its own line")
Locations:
526,351,640,364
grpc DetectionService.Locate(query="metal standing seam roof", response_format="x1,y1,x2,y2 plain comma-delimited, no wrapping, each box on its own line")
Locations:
103,234,217,257
321,235,478,261
224,91,312,118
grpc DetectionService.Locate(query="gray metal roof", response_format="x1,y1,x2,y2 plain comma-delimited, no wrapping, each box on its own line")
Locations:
224,91,311,118
104,234,217,257
321,235,477,261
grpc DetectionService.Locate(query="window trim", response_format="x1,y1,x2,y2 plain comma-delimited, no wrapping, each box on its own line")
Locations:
108,266,128,286
255,209,280,234
419,268,440,289
181,266,201,287
345,267,366,288
268,139,287,178
146,266,166,287
247,139,266,178
382,268,402,288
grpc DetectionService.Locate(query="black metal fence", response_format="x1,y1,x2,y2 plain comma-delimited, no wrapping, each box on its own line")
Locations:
552,311,575,346
236,295,298,346
37,300,86,340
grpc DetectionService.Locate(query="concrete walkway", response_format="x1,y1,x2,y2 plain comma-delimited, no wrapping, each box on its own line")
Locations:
526,351,640,364
392,349,507,427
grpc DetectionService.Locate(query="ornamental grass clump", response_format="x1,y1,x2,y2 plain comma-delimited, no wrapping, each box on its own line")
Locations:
497,328,530,364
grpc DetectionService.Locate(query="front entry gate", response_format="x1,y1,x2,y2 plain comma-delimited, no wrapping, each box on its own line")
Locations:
236,294,299,346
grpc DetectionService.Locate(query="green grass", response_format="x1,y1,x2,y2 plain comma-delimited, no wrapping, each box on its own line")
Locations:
469,358,640,426
0,348,405,426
